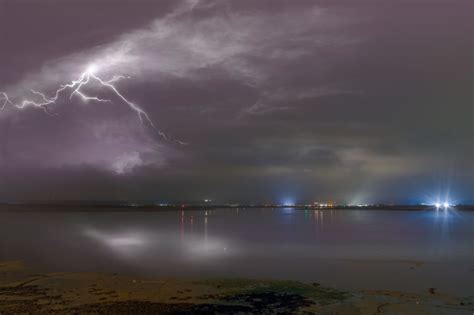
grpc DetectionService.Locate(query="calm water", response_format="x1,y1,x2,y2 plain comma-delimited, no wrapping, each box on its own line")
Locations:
1,208,473,295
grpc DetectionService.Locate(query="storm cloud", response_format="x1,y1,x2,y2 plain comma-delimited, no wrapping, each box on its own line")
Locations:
0,0,472,203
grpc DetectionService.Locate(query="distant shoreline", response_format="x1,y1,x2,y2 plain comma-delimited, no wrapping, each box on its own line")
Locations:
1,203,473,212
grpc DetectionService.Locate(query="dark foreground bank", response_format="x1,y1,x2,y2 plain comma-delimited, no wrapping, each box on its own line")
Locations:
1,261,473,315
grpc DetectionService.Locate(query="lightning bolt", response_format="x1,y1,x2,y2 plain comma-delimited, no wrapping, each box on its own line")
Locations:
0,67,187,145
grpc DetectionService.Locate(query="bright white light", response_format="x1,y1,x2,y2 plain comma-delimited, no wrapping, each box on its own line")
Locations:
86,63,98,74
443,202,449,208
282,198,295,207
435,203,441,209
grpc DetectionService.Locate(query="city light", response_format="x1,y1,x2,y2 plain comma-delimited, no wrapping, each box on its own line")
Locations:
430,194,454,210
282,198,295,207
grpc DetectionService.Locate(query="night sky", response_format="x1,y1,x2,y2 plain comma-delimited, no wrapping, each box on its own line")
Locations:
0,0,472,204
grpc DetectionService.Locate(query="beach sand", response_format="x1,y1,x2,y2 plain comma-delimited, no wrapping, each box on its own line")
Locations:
1,261,472,314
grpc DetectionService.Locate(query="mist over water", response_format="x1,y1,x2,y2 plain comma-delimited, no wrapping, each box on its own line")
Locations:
1,208,473,295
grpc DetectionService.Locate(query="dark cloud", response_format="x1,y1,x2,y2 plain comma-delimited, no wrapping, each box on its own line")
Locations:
0,0,472,203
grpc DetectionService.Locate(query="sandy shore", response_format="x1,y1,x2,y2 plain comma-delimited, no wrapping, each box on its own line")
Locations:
1,261,472,314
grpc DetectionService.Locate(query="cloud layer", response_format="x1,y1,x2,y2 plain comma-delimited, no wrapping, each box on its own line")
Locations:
0,0,472,203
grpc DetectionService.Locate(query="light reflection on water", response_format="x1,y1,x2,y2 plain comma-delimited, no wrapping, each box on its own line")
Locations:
0,208,472,295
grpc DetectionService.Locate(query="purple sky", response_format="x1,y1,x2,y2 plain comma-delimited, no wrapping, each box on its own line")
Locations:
0,0,472,203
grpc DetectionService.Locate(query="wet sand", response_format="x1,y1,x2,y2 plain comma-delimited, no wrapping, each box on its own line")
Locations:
1,261,472,314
